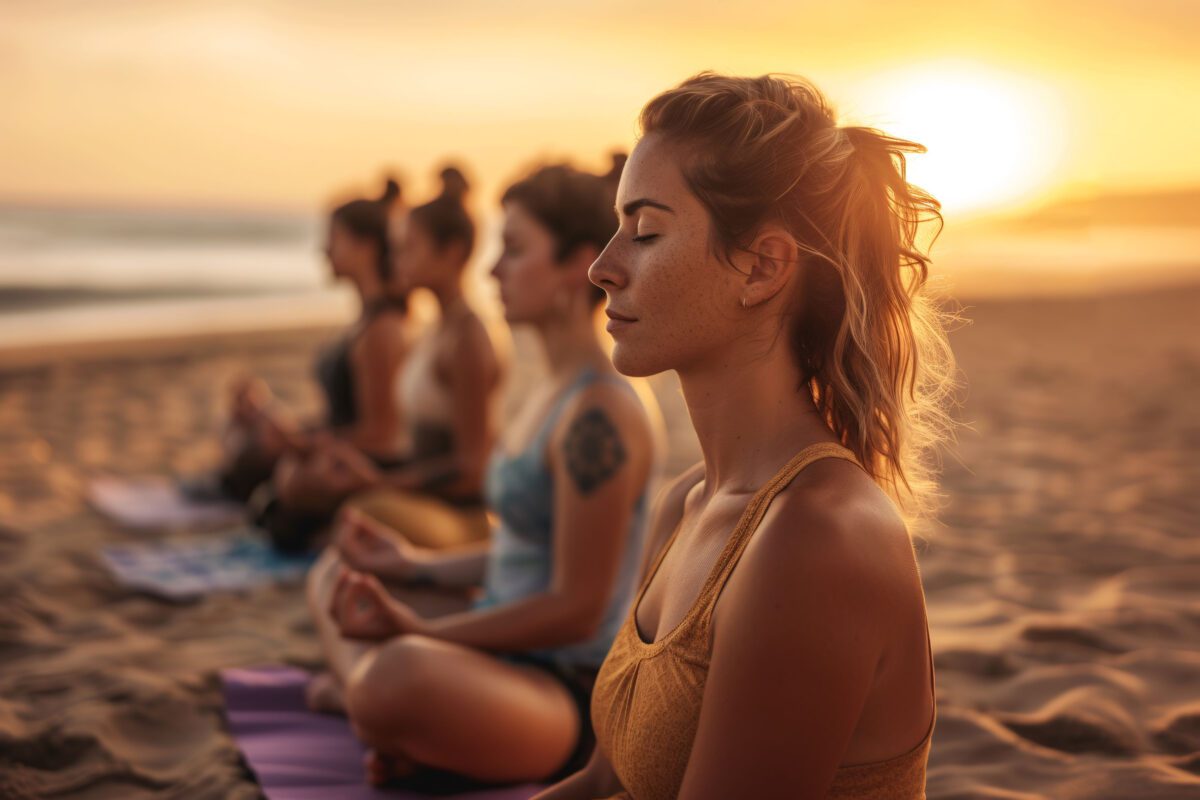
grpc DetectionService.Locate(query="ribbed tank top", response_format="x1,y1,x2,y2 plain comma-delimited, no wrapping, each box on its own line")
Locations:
590,442,936,799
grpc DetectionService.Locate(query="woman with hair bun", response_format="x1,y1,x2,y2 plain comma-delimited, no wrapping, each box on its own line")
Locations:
536,73,955,799
219,177,410,505
272,166,503,549
304,157,661,791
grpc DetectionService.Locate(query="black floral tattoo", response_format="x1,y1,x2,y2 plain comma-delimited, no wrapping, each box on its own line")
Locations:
563,407,627,495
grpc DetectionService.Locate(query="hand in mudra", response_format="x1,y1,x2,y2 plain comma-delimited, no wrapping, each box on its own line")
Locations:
335,510,424,581
329,567,424,641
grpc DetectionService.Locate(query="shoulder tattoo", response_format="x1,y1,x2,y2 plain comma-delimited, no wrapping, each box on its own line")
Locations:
562,406,628,495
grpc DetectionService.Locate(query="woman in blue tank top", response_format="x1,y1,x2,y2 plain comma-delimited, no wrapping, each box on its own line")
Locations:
304,156,663,790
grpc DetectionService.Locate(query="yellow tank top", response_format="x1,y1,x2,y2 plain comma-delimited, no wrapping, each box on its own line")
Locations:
590,442,936,799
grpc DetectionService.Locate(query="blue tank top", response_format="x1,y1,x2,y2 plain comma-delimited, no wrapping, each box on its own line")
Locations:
478,366,650,669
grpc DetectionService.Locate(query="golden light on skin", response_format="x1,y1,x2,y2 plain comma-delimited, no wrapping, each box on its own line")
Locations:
853,63,1069,216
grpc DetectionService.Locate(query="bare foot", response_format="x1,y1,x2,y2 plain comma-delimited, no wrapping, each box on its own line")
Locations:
365,748,420,786
304,671,346,715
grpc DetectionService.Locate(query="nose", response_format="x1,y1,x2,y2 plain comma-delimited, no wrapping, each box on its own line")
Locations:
588,237,626,291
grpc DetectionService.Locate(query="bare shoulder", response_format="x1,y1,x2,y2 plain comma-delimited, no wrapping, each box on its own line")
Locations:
554,375,652,448
355,313,406,360
725,458,920,639
442,309,498,379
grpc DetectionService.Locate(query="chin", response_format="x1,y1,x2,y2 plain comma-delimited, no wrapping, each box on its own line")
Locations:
610,342,668,378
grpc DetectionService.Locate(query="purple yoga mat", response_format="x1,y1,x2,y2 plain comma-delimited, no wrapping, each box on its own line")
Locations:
221,666,544,800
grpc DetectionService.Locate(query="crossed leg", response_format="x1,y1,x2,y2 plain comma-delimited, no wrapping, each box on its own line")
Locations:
344,635,579,784
306,546,579,783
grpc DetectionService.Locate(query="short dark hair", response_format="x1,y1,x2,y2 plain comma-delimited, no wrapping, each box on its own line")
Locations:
501,154,625,305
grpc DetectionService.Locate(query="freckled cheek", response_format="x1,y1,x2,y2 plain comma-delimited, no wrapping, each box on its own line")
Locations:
637,246,714,355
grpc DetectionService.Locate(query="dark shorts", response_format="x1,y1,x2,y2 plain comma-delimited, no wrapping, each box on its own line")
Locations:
370,653,600,796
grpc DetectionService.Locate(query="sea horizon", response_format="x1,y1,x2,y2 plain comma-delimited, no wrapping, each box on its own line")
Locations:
1,199,1197,352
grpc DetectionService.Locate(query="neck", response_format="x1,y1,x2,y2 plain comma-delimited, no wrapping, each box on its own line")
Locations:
352,271,385,314
534,298,608,379
430,277,465,317
676,339,833,492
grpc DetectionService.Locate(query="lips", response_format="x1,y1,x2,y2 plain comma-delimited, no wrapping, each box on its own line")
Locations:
605,307,637,335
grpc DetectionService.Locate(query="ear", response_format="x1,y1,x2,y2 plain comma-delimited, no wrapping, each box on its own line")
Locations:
736,224,799,308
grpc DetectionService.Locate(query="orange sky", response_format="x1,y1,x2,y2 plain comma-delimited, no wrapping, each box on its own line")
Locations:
2,0,1198,218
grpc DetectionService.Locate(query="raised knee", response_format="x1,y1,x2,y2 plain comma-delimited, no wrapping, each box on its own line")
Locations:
345,636,442,742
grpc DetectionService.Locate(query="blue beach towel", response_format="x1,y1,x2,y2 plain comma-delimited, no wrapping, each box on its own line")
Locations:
101,529,314,601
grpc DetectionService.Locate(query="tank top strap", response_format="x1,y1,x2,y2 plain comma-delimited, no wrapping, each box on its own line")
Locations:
693,442,862,623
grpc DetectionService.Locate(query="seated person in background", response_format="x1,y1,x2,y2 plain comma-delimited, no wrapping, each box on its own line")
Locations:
306,158,664,790
219,179,409,504
270,166,504,552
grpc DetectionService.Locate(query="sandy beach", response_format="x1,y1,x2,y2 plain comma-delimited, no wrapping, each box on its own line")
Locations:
1,283,1199,798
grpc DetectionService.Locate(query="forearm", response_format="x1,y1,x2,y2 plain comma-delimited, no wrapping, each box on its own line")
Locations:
413,542,490,588
421,590,600,653
382,456,460,492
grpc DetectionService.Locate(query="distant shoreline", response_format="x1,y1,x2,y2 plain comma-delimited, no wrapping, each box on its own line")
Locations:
0,283,297,313
0,320,342,371
0,287,357,367
3,276,1198,372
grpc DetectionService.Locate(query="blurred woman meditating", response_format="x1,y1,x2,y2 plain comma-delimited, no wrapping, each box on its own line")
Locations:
270,167,502,551
306,158,662,789
219,179,409,504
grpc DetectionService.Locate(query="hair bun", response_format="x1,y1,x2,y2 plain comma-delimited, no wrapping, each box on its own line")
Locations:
438,166,470,202
605,152,628,185
379,176,402,206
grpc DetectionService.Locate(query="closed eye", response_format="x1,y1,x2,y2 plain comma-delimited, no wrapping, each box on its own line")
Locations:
632,234,659,243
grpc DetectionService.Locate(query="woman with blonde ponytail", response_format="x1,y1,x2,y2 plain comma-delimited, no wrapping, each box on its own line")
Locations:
536,73,955,800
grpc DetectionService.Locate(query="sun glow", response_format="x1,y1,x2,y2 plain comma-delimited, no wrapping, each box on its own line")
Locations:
854,63,1068,216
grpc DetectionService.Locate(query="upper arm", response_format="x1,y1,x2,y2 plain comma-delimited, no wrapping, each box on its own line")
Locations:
442,317,497,463
546,384,654,624
677,501,897,799
350,317,405,437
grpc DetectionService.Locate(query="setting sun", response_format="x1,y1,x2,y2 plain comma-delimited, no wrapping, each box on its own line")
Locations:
855,63,1068,216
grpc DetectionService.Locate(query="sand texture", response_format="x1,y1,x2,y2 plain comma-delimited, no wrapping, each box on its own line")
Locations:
1,286,1198,798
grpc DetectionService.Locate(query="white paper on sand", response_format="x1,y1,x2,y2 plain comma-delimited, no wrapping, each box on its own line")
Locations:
87,475,244,529
100,529,313,601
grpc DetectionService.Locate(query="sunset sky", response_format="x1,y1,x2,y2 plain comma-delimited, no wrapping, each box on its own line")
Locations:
2,0,1198,219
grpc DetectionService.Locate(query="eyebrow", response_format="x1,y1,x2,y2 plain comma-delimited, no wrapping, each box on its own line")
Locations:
620,198,675,217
